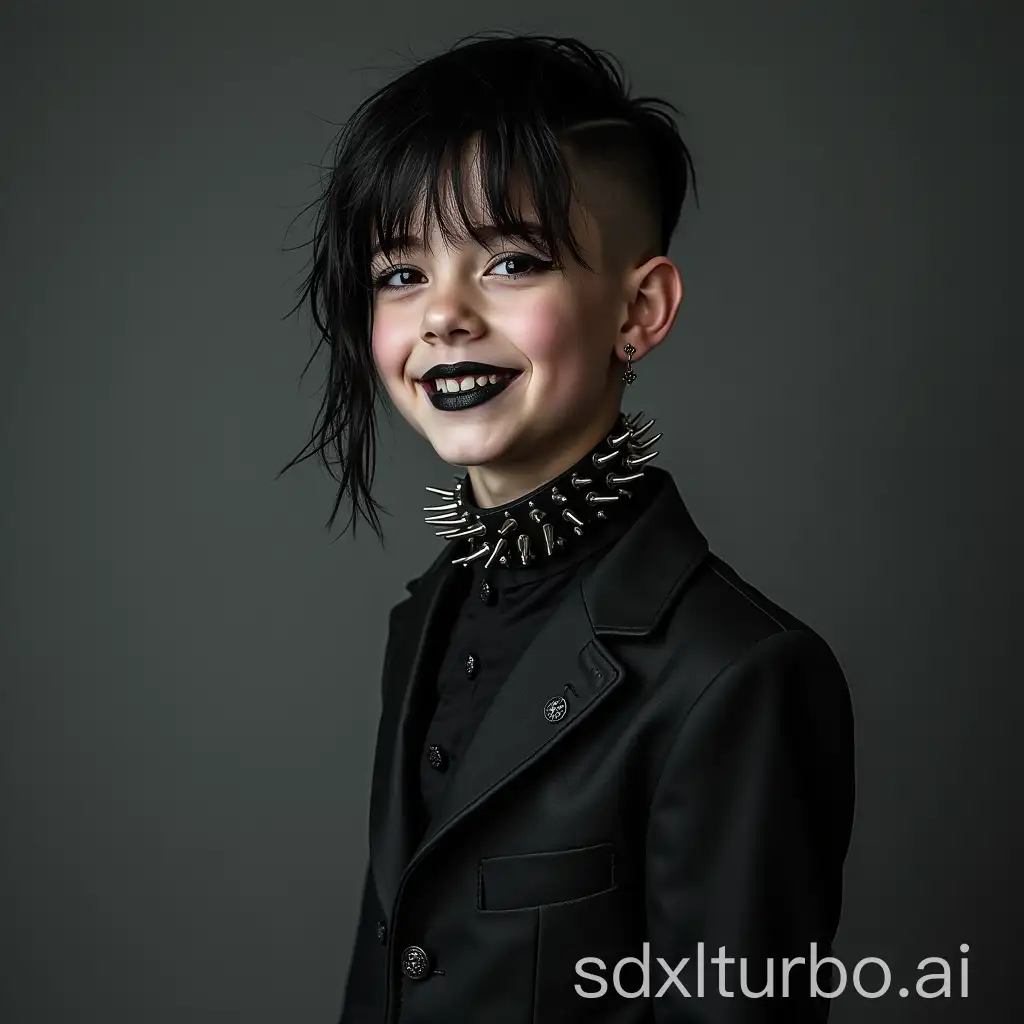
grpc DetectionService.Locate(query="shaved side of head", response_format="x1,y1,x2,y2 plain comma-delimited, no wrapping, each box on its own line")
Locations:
560,120,665,273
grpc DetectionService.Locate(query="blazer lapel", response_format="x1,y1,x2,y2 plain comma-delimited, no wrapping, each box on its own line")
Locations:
368,545,463,918
415,578,624,855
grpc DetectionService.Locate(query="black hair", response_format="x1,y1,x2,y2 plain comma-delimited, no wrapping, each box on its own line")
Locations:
279,32,698,544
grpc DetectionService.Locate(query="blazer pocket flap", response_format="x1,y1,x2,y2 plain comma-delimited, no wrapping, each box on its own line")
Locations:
477,842,615,912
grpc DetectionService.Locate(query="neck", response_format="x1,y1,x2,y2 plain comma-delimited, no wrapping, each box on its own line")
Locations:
465,407,624,509
423,408,662,572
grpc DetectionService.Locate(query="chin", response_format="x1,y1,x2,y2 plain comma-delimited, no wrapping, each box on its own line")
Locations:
422,423,520,470
428,438,501,470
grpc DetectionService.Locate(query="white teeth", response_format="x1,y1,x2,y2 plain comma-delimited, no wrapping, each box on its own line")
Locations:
433,371,515,394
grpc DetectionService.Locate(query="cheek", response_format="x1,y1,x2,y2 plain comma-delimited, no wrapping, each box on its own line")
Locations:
504,293,581,361
503,285,613,375
371,311,412,383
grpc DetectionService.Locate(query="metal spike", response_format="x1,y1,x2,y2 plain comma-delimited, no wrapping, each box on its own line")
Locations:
498,517,518,536
551,487,568,504
585,491,620,505
484,537,507,568
424,513,466,525
608,426,632,447
592,449,620,467
425,486,455,498
423,501,459,512
570,472,593,488
626,430,659,450
528,507,546,522
452,543,492,565
562,509,584,527
607,471,645,486
517,533,533,565
573,526,584,536
624,449,659,469
629,430,662,451
625,409,644,426
443,522,487,540
630,418,657,441
435,527,463,537
542,522,555,555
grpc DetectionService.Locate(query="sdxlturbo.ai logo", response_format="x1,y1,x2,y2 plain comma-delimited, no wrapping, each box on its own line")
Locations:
575,942,970,1000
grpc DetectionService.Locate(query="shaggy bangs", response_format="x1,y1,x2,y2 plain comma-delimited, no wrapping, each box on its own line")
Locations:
366,126,587,281
281,33,697,545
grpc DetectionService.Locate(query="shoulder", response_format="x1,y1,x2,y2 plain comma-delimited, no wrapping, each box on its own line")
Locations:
647,554,855,818
646,550,852,740
384,542,457,613
669,549,837,670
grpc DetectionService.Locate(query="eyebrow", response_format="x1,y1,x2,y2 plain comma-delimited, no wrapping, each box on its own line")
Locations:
369,221,546,262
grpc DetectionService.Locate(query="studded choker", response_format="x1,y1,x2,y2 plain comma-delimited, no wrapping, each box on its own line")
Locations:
422,410,662,569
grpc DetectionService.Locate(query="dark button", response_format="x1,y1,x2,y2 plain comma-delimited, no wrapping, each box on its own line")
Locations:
465,652,478,678
426,744,448,772
478,579,493,604
401,944,431,980
376,919,387,944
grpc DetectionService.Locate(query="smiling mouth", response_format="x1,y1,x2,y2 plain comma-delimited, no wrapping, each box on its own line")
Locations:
419,364,524,412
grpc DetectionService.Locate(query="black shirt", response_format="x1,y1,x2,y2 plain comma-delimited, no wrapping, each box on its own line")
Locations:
409,469,663,843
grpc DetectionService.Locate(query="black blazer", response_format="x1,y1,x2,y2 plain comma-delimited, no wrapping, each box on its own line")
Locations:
340,468,855,1023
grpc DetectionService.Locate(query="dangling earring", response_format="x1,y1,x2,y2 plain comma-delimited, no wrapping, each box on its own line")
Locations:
622,343,637,385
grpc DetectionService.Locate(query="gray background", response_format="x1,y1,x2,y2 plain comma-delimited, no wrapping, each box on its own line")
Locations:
1,0,1019,1020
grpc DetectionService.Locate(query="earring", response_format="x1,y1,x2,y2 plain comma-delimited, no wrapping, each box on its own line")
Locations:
622,343,637,385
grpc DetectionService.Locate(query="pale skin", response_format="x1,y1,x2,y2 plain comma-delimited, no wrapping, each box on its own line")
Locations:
370,142,685,509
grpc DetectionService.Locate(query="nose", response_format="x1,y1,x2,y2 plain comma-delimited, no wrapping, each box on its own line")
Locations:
419,289,486,345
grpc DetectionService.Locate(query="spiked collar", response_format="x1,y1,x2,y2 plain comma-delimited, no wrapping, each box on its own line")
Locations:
422,409,662,571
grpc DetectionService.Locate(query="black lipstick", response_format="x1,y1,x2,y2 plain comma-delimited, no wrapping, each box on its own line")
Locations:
423,365,522,412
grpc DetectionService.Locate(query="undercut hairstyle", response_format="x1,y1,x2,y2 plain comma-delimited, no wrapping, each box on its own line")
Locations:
280,32,698,544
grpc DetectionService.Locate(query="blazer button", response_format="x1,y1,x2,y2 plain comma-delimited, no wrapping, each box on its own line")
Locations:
465,652,478,678
543,695,568,722
426,743,449,772
376,919,387,944
478,579,493,604
400,944,431,980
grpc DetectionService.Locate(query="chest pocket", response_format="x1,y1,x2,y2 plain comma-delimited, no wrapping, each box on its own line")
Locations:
476,842,616,912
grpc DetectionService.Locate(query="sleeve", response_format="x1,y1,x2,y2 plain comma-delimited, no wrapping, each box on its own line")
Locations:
337,862,387,1024
645,627,856,1022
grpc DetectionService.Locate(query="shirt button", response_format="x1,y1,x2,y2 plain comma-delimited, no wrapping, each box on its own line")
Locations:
465,652,478,678
401,944,431,980
479,579,493,604
376,919,387,944
426,743,448,772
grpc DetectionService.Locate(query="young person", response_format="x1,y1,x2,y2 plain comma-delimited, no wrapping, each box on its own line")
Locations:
285,32,855,1024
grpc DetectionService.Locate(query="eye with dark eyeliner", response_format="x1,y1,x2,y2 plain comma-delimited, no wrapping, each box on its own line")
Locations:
371,252,554,291
486,252,555,278
372,266,425,290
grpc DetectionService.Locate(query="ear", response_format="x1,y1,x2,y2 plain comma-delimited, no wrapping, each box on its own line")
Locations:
618,256,684,361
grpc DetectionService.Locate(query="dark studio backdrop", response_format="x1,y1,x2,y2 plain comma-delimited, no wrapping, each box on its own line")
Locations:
1,1,1019,1020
